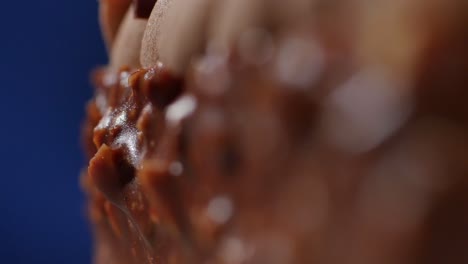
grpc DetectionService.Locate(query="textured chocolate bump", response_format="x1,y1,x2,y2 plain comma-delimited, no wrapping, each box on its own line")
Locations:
142,63,184,109
88,145,135,205
140,159,190,238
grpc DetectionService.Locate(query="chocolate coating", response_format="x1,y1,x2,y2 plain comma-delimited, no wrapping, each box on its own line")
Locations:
83,0,468,263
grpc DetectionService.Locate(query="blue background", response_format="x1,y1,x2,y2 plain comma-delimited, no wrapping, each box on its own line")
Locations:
0,1,106,263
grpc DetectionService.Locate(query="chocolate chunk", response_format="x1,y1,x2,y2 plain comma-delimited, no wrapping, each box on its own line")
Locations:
142,63,184,109
134,0,157,19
